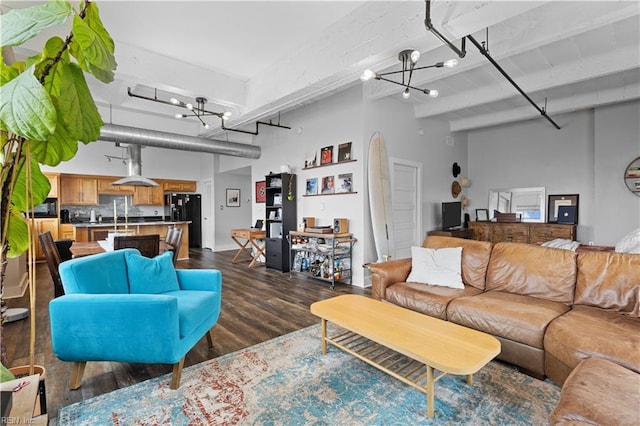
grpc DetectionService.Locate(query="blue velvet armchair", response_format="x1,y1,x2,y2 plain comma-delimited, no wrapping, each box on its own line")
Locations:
49,249,222,390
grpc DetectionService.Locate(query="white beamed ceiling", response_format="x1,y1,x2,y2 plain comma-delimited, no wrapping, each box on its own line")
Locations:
3,1,639,136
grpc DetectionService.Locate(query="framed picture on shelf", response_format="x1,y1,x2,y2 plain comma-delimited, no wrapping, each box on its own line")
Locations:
226,188,240,207
337,142,352,162
336,173,352,193
320,145,333,165
255,181,266,203
304,151,317,168
476,209,489,222
321,175,335,194
305,177,318,195
547,194,579,223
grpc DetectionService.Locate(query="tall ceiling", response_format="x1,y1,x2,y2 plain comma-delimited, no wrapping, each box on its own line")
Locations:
4,1,640,138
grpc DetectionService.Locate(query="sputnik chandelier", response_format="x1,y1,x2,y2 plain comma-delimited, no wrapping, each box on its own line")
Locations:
361,49,458,99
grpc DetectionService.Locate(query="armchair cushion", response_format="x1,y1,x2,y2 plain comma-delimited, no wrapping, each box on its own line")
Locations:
125,251,179,294
60,249,133,294
164,290,220,338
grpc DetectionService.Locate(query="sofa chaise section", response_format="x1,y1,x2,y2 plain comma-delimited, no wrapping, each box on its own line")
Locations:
447,242,576,377
544,250,640,385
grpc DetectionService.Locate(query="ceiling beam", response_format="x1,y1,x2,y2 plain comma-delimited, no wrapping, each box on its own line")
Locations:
414,44,640,119
449,81,640,132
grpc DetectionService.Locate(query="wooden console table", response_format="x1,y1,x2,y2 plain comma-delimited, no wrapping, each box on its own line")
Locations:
470,221,576,244
427,228,473,239
231,228,266,268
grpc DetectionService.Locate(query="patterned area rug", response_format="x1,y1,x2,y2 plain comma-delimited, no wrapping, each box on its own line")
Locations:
58,324,560,425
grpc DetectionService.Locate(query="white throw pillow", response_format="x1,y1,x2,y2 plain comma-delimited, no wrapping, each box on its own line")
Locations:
615,228,640,254
406,246,464,289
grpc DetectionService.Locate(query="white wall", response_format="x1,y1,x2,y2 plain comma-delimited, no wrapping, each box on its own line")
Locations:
467,101,640,245
213,164,252,251
250,86,367,286
594,101,640,243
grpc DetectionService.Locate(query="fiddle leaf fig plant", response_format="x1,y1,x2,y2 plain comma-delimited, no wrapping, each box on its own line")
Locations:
0,0,115,366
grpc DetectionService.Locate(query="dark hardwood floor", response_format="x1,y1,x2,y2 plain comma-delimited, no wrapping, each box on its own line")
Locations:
2,248,370,420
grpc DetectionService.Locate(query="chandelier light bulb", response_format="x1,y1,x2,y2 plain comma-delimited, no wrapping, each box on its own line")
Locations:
170,97,180,105
429,89,439,98
175,113,184,119
223,111,232,119
443,59,458,68
403,88,411,99
360,69,377,81
203,123,210,129
186,103,193,110
410,50,420,64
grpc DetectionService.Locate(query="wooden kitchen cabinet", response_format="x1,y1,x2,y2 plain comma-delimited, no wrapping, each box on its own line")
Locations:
45,173,59,198
97,177,134,194
133,185,164,205
161,180,197,192
60,176,98,205
59,223,75,240
33,218,59,259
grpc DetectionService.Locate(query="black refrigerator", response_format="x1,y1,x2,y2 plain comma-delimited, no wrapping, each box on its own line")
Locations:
165,193,202,248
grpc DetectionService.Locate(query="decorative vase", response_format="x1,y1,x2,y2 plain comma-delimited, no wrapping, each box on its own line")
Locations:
9,365,46,415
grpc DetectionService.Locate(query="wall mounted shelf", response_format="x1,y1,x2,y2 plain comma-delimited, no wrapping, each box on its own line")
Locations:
303,159,357,170
303,191,358,197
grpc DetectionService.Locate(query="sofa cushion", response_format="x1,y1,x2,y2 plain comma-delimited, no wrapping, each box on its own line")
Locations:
385,282,483,320
424,236,492,290
163,290,219,338
447,291,570,349
544,305,640,375
574,251,640,317
550,358,640,426
406,246,463,289
59,249,131,294
485,243,577,304
125,251,180,294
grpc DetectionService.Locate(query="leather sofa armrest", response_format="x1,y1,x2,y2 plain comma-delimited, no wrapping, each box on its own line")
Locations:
368,258,412,300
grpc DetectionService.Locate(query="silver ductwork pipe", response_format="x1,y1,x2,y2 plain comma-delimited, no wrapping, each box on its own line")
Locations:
99,123,261,159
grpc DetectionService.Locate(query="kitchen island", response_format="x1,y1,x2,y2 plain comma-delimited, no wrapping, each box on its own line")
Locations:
71,221,190,260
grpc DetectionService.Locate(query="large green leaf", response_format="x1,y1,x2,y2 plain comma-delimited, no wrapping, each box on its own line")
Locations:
0,1,72,47
0,65,56,141
45,61,103,142
11,156,50,212
7,210,29,258
30,106,79,166
70,5,116,84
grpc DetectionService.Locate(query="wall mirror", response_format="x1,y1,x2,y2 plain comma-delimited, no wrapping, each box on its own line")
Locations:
488,187,546,222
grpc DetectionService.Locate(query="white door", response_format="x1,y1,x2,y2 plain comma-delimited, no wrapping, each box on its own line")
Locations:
202,179,214,249
391,158,422,259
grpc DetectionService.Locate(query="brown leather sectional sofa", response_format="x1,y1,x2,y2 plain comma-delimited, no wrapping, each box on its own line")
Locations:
369,236,639,424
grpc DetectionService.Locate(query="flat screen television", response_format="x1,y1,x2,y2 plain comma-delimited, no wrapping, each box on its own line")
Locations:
442,201,462,231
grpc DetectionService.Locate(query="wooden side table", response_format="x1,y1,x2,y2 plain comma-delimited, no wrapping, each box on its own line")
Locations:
231,228,266,268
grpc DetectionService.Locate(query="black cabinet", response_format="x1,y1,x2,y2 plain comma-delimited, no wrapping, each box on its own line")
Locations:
265,173,297,271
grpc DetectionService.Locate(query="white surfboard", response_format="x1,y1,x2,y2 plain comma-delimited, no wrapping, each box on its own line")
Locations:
367,132,395,262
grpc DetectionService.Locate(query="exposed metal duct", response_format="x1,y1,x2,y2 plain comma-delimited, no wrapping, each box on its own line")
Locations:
111,144,159,187
99,123,262,159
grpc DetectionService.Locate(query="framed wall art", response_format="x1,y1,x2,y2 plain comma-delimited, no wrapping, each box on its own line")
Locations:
255,181,266,203
547,194,579,223
337,142,352,162
320,145,333,165
476,209,489,222
226,188,240,207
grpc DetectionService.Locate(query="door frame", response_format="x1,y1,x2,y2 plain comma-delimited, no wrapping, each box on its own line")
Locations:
390,157,423,253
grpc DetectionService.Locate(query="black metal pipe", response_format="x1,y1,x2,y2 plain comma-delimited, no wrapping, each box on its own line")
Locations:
466,34,561,129
424,0,466,58
221,120,291,136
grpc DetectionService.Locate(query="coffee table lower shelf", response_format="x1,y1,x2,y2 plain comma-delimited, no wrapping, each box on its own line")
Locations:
320,320,474,418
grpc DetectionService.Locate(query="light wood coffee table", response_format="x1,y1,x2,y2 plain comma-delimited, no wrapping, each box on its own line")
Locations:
310,295,501,418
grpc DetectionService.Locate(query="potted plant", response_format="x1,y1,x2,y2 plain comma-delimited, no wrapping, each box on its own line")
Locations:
0,0,116,392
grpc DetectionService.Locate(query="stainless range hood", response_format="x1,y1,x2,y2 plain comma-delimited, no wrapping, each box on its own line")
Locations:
111,144,159,187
